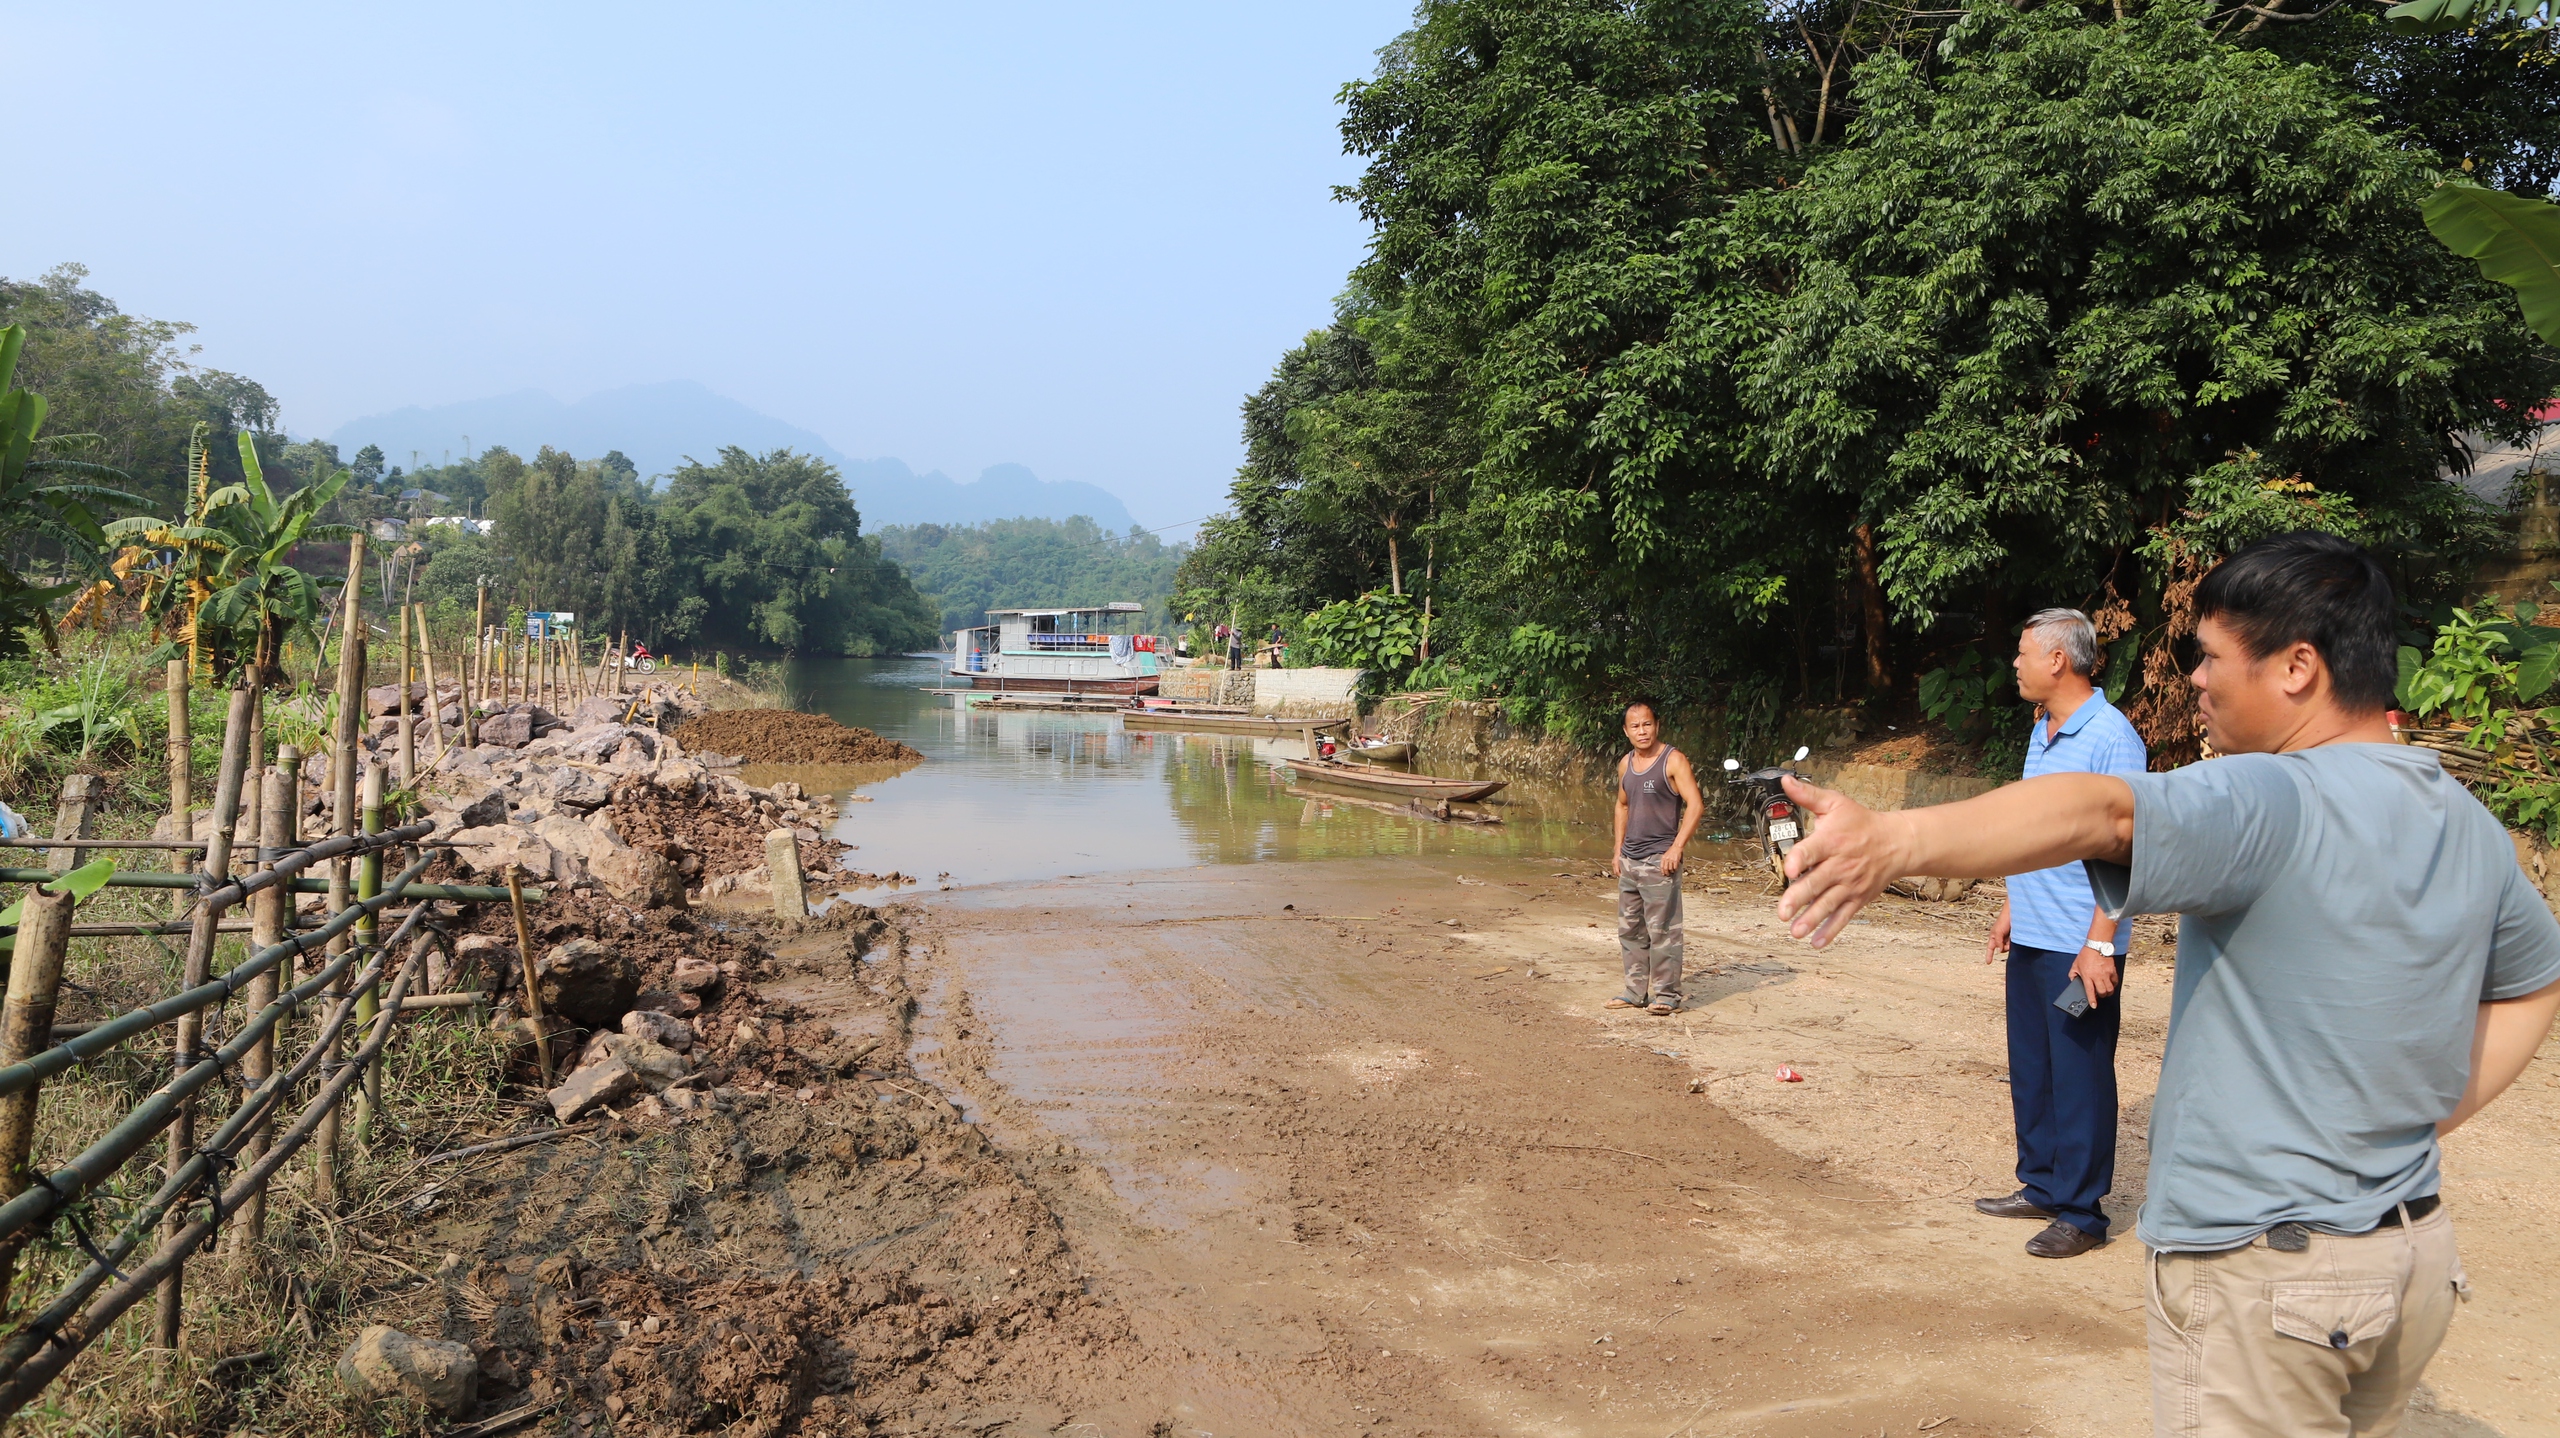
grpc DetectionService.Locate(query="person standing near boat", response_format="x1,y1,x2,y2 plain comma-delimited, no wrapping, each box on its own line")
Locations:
1613,699,1703,1016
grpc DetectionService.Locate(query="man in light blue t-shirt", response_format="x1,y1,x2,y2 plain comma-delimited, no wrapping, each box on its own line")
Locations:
1774,534,2560,1436
1978,609,2148,1259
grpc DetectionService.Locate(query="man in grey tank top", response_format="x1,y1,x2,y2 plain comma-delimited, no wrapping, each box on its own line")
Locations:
1613,699,1704,1015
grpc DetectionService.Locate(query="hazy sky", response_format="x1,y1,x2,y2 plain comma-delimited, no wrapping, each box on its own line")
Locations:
6,2,1413,531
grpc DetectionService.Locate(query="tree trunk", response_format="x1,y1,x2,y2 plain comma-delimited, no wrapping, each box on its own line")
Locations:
1386,516,1403,597
1853,524,1891,699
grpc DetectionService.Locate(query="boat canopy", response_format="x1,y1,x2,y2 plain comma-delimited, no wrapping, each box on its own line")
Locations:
981,603,1144,618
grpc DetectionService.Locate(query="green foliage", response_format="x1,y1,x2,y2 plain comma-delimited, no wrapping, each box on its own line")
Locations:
1748,2,2542,627
2397,595,2560,834
1301,590,1425,677
0,264,281,522
401,444,937,658
2423,178,2560,349
0,323,146,657
1193,0,2554,752
876,516,1185,635
2383,0,2556,35
1917,648,2004,735
100,429,355,680
655,447,938,656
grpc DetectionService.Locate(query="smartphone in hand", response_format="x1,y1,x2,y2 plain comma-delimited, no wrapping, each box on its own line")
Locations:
2053,977,2091,1019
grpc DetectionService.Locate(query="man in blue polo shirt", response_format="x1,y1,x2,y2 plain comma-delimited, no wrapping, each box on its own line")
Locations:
1978,608,2148,1258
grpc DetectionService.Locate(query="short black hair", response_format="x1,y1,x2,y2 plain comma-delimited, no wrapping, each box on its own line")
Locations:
2192,531,2397,712
1624,697,1662,723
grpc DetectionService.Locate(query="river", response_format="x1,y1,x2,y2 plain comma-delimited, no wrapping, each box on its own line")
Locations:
775,656,1619,902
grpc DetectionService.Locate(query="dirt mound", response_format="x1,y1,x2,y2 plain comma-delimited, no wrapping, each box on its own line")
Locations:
368,919,1142,1437
606,780,875,893
672,709,920,766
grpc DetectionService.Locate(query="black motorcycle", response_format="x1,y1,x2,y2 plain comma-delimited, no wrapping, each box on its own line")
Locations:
1721,745,1811,874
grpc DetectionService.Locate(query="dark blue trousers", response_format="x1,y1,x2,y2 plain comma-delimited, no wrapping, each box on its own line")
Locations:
2004,942,2122,1239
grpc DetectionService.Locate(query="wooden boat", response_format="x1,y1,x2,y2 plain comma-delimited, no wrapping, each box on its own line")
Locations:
1284,759,1505,803
1121,709,1348,738
1342,741,1411,764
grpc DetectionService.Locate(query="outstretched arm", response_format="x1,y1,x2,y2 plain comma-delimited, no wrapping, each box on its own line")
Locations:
2441,976,2560,1136
1777,772,2136,947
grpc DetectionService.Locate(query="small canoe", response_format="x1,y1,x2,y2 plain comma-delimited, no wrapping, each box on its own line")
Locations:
1123,710,1348,738
1285,759,1505,803
1342,742,1412,764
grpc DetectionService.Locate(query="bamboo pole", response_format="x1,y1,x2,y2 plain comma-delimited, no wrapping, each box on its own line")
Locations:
353,764,383,1144
316,539,364,1205
0,884,73,1314
396,602,416,786
468,585,488,743
0,765,96,1307
156,680,253,1354
229,748,295,1261
415,605,451,768
504,868,552,1088
166,661,189,919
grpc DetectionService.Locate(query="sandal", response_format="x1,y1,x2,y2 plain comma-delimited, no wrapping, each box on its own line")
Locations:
1604,998,1646,1010
1647,1002,1676,1016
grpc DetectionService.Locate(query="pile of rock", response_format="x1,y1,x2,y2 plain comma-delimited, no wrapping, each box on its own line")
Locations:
410,705,850,908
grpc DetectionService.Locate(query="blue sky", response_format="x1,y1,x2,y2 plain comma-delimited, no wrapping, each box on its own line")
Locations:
6,2,1413,532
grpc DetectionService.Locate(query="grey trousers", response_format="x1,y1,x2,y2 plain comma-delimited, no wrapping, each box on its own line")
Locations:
1616,854,1684,1007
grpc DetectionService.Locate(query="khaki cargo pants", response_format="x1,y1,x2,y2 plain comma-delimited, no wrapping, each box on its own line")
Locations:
2146,1203,2465,1437
1616,854,1683,1008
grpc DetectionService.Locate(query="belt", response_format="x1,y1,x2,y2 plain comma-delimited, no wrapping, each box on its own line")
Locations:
2264,1194,2440,1251
2369,1193,2442,1228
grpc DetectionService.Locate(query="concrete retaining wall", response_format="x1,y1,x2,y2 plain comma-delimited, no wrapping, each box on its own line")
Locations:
1821,763,2005,813
1252,667,1363,719
1157,666,1253,705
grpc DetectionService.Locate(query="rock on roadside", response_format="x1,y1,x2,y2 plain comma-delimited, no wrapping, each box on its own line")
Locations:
337,1324,480,1414
549,1056,640,1121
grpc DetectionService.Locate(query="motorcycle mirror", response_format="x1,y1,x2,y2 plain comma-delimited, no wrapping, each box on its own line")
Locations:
1722,758,1741,771
1793,745,1810,762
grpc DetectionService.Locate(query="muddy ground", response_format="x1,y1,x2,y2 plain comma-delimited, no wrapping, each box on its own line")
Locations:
674,711,923,767
355,848,2557,1437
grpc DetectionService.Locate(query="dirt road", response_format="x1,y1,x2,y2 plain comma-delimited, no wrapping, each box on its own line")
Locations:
878,849,2559,1438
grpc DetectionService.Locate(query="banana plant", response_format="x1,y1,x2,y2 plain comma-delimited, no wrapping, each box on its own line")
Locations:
2384,0,2555,33
104,432,356,683
2423,178,2560,351
0,324,145,657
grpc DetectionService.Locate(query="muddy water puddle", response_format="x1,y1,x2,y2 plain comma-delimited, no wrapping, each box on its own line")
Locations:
769,656,1620,904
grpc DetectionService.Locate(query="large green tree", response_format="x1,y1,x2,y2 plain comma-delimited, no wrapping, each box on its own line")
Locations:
657,447,937,655
1197,0,2558,751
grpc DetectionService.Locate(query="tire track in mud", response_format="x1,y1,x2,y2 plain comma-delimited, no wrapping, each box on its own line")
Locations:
889,859,2140,1437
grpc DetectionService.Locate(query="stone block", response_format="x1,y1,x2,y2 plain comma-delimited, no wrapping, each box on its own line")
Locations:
548,1056,638,1121
337,1324,479,1414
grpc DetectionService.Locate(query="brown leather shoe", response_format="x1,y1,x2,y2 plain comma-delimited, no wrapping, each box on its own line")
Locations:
2025,1220,2105,1258
1973,1191,2054,1221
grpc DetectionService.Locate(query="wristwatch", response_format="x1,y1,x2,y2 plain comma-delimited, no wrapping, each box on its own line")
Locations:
2081,939,2118,959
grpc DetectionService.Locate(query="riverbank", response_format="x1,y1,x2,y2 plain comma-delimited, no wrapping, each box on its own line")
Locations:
281,847,2556,1436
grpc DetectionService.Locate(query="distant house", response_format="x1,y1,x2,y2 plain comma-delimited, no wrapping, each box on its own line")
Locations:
418,516,495,536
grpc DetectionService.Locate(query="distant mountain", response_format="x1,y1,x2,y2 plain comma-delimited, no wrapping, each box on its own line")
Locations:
843,459,1134,532
330,381,837,481
329,382,1137,532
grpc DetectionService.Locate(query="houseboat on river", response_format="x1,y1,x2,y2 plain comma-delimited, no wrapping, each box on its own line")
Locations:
949,603,1164,696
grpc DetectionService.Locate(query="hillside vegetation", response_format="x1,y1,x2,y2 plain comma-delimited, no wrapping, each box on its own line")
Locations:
876,516,1185,638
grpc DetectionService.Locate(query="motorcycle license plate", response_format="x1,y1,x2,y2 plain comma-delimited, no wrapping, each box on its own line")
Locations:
1767,819,1801,842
